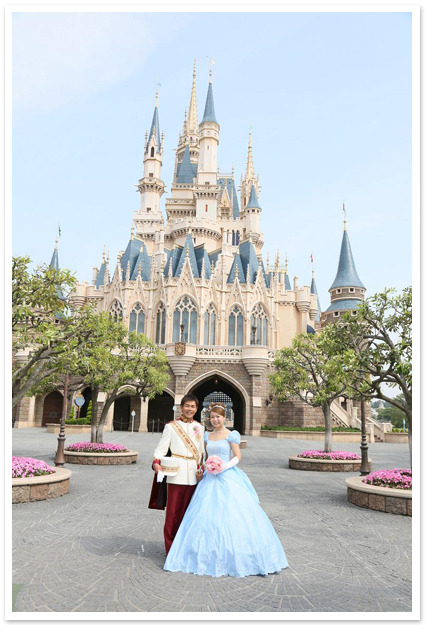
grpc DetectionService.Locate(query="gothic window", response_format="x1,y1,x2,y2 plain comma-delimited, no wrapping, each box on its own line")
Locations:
231,230,235,246
236,230,240,245
150,147,155,157
155,302,166,344
110,299,123,322
228,306,244,346
204,304,216,345
250,303,268,345
129,303,146,334
172,296,198,343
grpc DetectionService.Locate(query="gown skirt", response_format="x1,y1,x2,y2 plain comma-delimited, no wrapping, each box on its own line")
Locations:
164,432,288,577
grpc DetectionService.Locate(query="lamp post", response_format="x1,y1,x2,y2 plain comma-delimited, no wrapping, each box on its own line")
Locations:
359,396,370,475
180,323,185,342
131,410,136,433
55,367,70,467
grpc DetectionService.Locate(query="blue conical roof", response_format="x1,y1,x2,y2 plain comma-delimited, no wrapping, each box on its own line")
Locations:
147,104,161,153
330,230,365,290
310,275,322,322
174,233,200,278
49,244,59,271
130,244,152,281
246,185,261,209
227,254,246,283
177,146,194,183
95,260,106,288
201,82,218,124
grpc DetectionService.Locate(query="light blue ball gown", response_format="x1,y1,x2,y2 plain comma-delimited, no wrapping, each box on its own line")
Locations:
163,430,288,577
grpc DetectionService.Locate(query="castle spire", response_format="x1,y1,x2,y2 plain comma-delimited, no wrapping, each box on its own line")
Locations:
245,129,255,180
187,58,198,134
201,62,218,124
147,87,161,153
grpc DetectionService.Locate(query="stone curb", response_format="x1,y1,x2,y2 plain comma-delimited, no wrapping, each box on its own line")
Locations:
64,450,138,465
288,455,372,472
346,476,412,516
12,467,72,504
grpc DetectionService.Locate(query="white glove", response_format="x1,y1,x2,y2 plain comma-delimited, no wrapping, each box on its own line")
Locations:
220,457,239,473
156,470,165,483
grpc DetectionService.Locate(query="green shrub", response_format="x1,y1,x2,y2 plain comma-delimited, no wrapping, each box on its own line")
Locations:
65,418,92,425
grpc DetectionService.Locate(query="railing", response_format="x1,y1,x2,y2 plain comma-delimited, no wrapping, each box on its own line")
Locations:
196,346,243,358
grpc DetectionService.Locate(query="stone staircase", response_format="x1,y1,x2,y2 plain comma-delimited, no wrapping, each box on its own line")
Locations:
330,398,390,442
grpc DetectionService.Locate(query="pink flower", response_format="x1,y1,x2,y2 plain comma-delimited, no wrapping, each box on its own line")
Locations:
297,450,361,460
362,468,412,490
65,442,129,453
205,456,223,475
12,456,55,478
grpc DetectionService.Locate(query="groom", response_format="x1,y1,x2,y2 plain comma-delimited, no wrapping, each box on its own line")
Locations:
149,394,204,554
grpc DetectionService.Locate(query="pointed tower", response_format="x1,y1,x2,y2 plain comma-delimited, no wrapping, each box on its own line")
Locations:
175,60,200,178
310,265,322,325
322,207,366,326
239,130,260,214
49,238,59,271
194,67,221,223
244,184,262,242
134,88,165,251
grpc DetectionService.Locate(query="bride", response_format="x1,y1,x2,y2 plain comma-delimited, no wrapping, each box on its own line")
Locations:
164,403,288,577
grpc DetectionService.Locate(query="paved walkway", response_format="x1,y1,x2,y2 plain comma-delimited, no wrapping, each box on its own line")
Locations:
12,429,412,614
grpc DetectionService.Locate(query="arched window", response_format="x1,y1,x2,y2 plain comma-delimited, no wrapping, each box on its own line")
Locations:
231,230,235,246
204,304,216,345
150,146,155,157
110,299,123,322
129,303,145,334
236,230,240,245
173,296,198,343
155,303,166,344
250,303,268,345
228,306,244,346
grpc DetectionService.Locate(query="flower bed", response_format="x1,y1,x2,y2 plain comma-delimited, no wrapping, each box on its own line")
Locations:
289,450,370,472
65,442,129,453
64,442,137,465
12,457,72,503
298,450,361,460
362,468,411,491
12,456,55,478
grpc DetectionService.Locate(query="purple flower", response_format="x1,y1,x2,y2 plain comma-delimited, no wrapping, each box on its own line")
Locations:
12,456,55,478
65,442,129,453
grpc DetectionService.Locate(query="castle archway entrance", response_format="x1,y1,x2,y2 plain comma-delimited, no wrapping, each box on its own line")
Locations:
187,374,246,434
147,391,174,433
42,391,63,427
113,396,131,431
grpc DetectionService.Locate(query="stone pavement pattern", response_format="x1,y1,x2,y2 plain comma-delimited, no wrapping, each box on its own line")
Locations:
12,429,412,613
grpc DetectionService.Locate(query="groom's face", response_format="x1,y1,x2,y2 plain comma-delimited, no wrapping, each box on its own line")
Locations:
181,401,197,420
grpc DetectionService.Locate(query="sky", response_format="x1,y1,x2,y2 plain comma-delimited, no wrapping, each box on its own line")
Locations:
11,9,413,310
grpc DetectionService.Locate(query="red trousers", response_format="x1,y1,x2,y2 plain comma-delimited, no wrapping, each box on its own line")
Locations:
164,483,196,554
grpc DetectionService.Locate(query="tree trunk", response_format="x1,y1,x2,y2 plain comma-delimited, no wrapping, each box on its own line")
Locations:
405,407,412,469
90,388,99,444
322,402,333,453
96,393,116,444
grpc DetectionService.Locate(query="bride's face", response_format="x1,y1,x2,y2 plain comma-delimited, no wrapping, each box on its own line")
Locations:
210,410,226,429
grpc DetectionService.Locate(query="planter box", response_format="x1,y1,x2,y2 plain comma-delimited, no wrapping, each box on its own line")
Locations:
346,476,412,516
288,455,372,472
384,433,409,444
64,450,138,465
12,467,72,503
261,430,372,443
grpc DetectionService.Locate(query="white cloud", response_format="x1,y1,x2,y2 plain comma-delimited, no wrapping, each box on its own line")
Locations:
12,12,158,113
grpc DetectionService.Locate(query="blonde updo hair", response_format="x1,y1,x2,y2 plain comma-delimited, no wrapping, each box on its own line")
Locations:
209,403,226,418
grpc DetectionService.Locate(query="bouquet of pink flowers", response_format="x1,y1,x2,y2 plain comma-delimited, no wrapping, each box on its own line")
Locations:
205,456,223,475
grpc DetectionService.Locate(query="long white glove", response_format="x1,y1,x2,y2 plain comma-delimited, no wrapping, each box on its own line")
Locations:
220,457,239,473
156,470,165,483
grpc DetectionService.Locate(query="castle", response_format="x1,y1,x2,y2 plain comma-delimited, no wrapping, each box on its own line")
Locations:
14,62,369,436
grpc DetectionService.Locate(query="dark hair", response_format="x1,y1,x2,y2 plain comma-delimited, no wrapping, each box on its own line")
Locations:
209,403,226,418
180,394,199,408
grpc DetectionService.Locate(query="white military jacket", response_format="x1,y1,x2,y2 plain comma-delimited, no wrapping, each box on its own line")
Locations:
153,419,205,486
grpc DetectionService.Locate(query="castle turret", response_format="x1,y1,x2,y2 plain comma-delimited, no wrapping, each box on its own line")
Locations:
175,59,200,179
239,130,260,213
134,89,165,250
244,184,262,242
321,207,366,326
